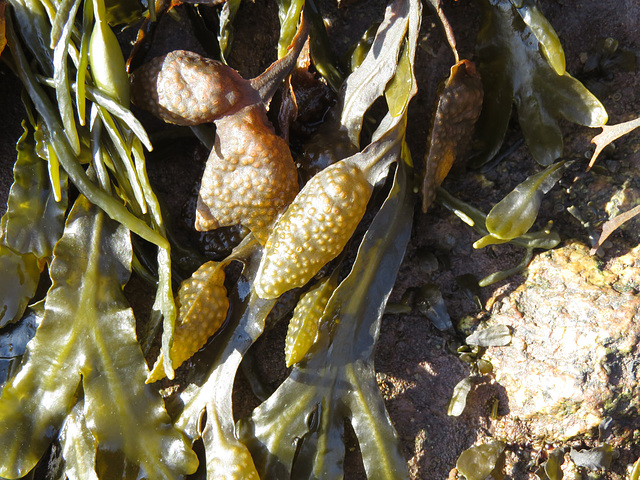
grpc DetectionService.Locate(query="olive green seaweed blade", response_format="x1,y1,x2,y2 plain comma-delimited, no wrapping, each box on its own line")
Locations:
339,0,413,146
4,120,67,259
175,244,274,480
0,305,41,391
0,244,40,329
0,195,197,479
456,441,506,480
473,0,607,167
58,399,99,480
484,160,568,241
511,0,565,75
238,150,414,480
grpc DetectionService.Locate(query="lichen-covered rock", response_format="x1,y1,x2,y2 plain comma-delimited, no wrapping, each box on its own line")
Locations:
195,105,299,243
255,161,372,299
481,241,640,442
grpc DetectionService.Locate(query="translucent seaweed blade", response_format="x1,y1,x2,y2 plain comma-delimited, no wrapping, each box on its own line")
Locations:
58,400,99,480
239,147,414,480
5,14,167,248
9,0,53,74
52,0,82,155
131,138,175,378
276,0,303,59
0,305,41,392
306,0,344,91
50,0,78,48
339,0,411,146
218,0,240,65
513,1,565,75
5,120,67,259
456,441,506,480
97,107,147,213
176,244,273,480
75,0,94,126
0,245,40,329
0,195,197,479
474,0,606,166
485,160,567,240
85,84,153,151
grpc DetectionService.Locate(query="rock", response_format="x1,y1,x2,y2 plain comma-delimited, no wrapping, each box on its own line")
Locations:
482,241,640,443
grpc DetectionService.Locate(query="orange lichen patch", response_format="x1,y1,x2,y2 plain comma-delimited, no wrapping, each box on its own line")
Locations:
195,105,299,243
147,261,229,382
255,161,372,299
130,50,254,126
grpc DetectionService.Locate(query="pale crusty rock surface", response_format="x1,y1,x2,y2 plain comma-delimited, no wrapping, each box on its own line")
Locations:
483,241,640,443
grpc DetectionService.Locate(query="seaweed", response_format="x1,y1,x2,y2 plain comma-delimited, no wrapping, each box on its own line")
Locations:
0,195,197,479
472,0,607,167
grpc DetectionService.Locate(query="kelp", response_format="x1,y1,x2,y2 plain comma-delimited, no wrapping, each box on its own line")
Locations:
172,3,420,479
0,245,39,328
435,158,568,277
9,0,181,379
0,0,197,475
5,120,67,259
305,0,343,92
448,327,509,417
175,244,273,480
414,283,453,332
238,145,414,480
217,0,240,65
535,448,565,480
5,7,167,247
456,441,506,480
147,260,230,382
436,187,560,286
569,444,613,471
477,160,569,247
421,59,483,211
0,118,66,329
472,0,607,167
0,303,40,391
339,0,413,147
448,377,474,417
276,0,304,59
58,399,99,480
0,195,197,479
631,457,640,480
